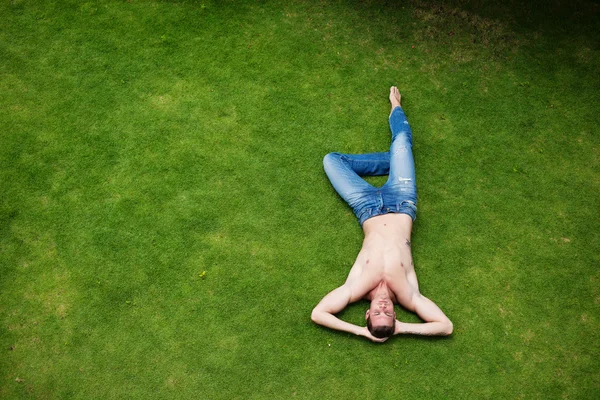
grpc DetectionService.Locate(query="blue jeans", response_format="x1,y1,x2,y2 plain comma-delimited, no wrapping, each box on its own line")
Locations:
323,106,417,225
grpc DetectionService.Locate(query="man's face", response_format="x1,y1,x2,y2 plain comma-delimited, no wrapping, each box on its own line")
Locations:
366,298,395,327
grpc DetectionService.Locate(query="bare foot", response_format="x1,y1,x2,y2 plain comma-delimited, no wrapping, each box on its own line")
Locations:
389,86,402,113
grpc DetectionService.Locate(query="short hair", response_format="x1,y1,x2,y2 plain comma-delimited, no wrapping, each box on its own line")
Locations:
367,317,395,338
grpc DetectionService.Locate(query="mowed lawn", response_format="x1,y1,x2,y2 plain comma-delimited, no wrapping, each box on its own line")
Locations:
1,0,598,398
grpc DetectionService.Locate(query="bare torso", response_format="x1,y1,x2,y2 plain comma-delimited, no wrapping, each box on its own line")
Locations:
344,213,418,308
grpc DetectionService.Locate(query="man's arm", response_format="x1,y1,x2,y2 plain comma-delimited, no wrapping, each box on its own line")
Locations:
311,285,386,343
394,292,453,336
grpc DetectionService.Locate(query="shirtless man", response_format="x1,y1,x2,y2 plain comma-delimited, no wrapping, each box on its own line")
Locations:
311,87,453,342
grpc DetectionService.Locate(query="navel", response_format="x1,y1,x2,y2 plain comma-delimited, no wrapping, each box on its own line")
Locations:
366,259,370,264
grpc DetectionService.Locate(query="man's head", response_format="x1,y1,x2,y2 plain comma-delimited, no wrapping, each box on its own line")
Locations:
365,298,396,338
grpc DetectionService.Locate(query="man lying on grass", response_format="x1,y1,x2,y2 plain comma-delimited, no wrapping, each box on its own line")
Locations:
311,87,453,343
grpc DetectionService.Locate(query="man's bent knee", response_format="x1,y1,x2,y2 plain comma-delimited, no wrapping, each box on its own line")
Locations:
323,152,343,171
323,152,341,164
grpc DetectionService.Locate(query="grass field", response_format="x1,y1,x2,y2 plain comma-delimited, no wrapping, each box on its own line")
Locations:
1,0,599,398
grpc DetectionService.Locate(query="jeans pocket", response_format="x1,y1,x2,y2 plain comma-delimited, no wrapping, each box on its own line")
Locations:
400,200,417,212
357,207,372,220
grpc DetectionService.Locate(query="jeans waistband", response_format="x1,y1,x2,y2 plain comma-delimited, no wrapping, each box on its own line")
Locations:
358,200,417,225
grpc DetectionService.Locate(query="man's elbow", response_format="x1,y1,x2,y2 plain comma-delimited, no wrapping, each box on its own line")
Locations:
310,308,321,324
441,320,454,336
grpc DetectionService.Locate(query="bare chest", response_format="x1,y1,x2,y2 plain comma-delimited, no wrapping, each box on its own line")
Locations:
346,241,413,300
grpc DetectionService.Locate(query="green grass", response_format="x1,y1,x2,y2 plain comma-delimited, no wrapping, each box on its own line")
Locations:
1,0,599,398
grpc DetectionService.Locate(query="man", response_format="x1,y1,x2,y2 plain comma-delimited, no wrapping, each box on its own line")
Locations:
311,87,453,342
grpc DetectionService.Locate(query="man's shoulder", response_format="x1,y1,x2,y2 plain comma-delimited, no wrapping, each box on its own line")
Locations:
344,275,381,303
